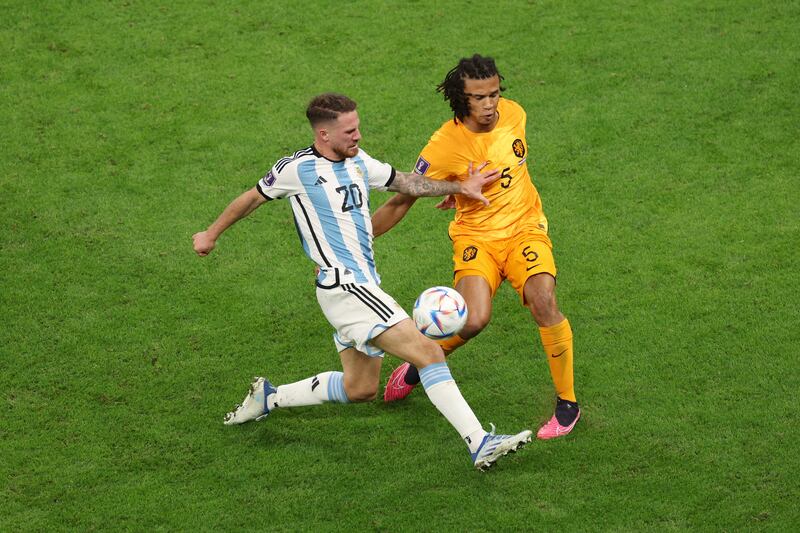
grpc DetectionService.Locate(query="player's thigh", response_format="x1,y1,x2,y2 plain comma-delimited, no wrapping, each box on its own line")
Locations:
371,318,443,368
339,347,382,400
317,283,408,357
522,272,564,326
505,232,557,305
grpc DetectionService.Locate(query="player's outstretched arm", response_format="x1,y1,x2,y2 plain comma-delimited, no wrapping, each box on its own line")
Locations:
389,162,499,206
372,193,417,238
193,187,267,256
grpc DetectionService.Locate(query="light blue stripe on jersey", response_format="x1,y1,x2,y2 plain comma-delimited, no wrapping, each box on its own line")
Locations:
296,160,366,281
327,371,350,403
331,160,377,284
347,156,380,284
352,156,371,203
419,362,454,390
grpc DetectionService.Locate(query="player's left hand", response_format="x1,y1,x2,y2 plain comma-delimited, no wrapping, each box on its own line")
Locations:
460,161,500,206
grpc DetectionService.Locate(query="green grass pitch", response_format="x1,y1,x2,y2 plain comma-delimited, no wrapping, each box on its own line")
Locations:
2,0,799,530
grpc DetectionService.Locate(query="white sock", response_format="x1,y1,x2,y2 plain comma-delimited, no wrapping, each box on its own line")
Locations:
267,371,349,410
418,362,486,453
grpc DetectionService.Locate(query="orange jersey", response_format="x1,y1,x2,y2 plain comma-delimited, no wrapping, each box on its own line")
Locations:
413,98,547,240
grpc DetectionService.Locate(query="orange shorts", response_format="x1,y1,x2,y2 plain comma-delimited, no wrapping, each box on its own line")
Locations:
452,229,556,303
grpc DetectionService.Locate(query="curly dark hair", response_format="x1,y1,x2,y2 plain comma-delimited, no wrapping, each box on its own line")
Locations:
436,54,505,123
306,93,357,126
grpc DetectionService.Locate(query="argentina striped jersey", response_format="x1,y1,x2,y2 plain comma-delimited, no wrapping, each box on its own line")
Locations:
256,145,396,286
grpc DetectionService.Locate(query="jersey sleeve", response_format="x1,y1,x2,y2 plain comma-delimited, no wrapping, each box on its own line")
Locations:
413,129,457,181
506,98,527,133
357,149,396,191
256,163,299,200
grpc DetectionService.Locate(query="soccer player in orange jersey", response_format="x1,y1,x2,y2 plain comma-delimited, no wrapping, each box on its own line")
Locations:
372,54,580,439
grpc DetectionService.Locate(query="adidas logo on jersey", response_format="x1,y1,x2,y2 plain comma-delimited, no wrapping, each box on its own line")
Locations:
315,176,327,185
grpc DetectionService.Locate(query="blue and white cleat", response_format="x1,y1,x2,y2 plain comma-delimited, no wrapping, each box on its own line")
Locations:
223,376,277,425
471,424,532,471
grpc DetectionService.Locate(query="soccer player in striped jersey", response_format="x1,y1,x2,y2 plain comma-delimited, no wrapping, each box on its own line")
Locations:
374,55,581,440
192,93,532,470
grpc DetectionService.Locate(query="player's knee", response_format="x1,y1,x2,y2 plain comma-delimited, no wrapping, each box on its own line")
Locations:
344,381,379,403
528,293,561,326
461,310,490,339
348,389,378,402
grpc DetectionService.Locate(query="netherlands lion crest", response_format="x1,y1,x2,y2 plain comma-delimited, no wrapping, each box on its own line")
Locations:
512,139,526,158
462,246,478,262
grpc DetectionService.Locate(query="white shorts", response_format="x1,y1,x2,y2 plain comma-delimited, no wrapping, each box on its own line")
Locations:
316,282,408,357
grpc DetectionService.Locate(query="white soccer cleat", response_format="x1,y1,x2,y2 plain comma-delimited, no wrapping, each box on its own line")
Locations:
223,376,276,425
471,424,532,471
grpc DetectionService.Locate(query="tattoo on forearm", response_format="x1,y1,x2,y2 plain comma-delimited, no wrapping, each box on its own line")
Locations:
392,172,459,197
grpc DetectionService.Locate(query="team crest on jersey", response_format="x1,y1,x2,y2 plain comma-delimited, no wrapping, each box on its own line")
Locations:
264,170,277,186
512,139,526,158
354,165,364,178
414,156,431,175
462,246,478,262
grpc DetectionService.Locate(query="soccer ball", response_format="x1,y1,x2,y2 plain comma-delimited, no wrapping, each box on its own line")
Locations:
413,286,468,339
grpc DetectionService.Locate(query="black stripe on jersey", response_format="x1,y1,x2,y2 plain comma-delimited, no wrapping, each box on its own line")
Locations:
350,285,394,318
275,150,300,172
293,196,332,268
255,181,274,200
342,284,393,321
276,147,314,173
384,167,397,188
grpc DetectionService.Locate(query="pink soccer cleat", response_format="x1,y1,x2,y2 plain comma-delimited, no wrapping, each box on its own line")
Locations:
383,362,418,402
537,398,581,440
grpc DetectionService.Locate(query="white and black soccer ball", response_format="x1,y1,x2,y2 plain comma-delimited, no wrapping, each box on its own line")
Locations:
413,286,468,340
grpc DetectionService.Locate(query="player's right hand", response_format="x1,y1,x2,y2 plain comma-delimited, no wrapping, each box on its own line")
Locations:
192,231,216,256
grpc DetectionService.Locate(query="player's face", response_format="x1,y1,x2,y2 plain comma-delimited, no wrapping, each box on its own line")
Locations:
462,75,501,132
326,111,362,159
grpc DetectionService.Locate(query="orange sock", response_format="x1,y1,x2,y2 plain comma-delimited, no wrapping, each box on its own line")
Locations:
437,333,468,356
538,318,576,402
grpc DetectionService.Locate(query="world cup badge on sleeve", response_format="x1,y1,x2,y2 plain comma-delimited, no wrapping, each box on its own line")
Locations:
414,156,431,175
